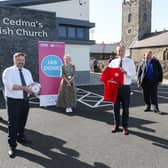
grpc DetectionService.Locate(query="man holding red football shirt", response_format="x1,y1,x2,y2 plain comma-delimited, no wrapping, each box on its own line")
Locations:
109,44,136,135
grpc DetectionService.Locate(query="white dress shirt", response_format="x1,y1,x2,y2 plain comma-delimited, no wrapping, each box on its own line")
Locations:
109,57,136,85
2,65,34,99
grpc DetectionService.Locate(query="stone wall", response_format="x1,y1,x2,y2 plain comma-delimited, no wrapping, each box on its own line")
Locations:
131,47,168,72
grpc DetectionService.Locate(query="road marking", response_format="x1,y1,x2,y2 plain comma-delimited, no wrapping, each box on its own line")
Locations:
27,87,168,106
76,88,112,108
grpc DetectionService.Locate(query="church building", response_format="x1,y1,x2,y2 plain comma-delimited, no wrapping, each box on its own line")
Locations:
121,0,168,71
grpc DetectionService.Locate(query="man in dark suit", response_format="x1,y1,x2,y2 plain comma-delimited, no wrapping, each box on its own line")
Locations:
137,51,163,113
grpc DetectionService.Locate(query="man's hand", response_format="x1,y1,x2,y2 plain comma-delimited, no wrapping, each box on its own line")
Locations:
120,68,127,74
13,85,34,94
22,86,34,94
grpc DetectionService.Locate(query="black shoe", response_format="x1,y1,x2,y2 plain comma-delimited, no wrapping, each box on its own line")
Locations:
144,107,151,112
112,126,120,133
8,147,16,158
0,117,3,121
122,128,129,135
153,108,160,113
17,138,32,145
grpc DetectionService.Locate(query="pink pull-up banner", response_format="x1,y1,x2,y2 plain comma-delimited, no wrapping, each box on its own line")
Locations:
38,41,64,106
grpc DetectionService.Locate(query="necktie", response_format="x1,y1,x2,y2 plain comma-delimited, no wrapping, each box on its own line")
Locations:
19,68,27,98
119,59,123,68
146,61,152,79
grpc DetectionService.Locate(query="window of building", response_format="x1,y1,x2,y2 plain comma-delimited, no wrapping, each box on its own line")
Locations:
143,13,147,22
128,13,132,23
127,28,132,34
58,25,87,41
58,26,66,38
68,27,75,39
77,27,84,39
163,48,168,60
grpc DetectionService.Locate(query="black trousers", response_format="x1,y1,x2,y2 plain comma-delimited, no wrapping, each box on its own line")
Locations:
7,97,29,148
142,79,158,109
113,85,130,128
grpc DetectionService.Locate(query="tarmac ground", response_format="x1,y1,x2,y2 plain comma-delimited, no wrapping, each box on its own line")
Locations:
0,74,168,168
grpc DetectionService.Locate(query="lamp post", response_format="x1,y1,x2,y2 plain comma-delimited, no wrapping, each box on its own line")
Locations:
90,28,95,40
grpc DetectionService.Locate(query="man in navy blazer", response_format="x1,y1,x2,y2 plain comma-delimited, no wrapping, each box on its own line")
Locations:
137,51,163,113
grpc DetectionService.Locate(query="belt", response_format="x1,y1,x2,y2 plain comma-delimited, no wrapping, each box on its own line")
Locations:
119,84,130,87
7,97,29,102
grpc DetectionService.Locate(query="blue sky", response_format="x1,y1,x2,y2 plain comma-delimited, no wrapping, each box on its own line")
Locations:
90,0,168,44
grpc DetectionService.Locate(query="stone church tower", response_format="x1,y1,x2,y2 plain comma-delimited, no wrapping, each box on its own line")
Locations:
121,0,152,49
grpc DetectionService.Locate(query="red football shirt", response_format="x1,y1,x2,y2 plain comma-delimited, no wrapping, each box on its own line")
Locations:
100,67,124,104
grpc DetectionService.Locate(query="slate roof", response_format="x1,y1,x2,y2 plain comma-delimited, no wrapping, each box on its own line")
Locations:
130,31,168,48
90,42,119,54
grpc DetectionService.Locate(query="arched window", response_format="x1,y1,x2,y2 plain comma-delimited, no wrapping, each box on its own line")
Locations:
163,48,168,60
128,13,132,23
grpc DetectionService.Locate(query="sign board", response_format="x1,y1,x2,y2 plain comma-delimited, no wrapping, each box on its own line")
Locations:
38,41,64,106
